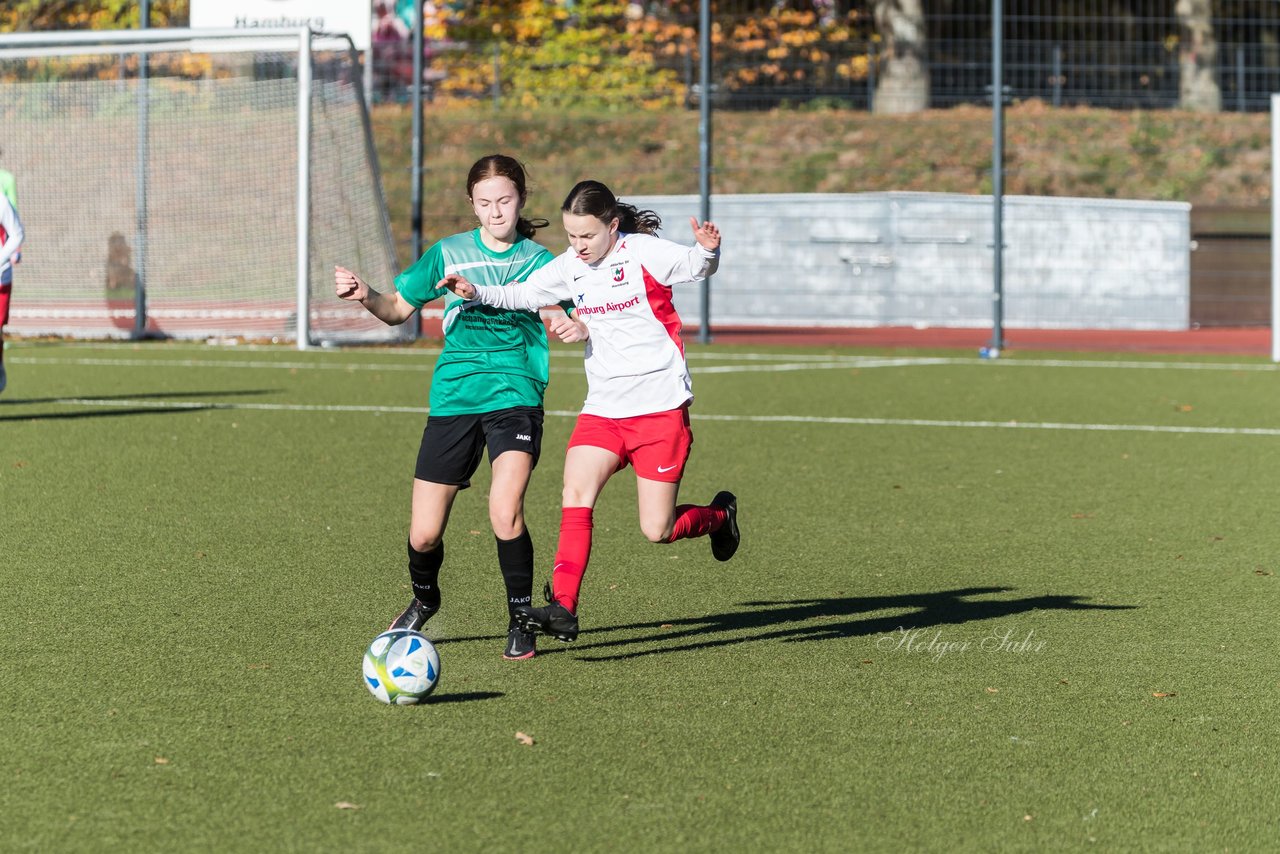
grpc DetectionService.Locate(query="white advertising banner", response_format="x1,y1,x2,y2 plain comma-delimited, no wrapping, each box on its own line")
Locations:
191,0,372,50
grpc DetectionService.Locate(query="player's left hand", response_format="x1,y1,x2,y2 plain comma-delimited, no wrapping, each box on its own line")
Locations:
690,217,720,251
549,313,589,343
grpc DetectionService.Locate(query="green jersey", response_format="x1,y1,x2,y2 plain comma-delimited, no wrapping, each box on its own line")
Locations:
395,229,557,416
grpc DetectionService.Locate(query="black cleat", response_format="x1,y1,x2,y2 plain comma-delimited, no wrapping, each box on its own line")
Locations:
502,626,537,660
388,597,438,631
515,602,579,642
709,491,739,562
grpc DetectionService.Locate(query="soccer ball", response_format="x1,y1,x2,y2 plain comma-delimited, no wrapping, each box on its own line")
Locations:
362,629,440,705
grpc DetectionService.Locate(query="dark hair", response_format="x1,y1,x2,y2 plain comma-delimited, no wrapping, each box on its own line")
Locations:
561,180,662,236
466,154,548,239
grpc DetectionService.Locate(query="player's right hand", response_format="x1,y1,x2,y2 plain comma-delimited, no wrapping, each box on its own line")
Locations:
439,274,477,300
335,265,368,301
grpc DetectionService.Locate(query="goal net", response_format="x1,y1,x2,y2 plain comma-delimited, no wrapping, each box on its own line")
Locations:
0,28,405,347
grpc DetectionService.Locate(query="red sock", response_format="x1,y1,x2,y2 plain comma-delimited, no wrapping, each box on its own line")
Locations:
667,503,726,543
551,507,593,613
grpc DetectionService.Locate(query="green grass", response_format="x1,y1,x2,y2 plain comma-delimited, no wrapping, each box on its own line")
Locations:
2,340,1278,851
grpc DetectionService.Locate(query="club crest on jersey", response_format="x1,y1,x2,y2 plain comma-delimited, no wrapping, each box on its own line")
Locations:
611,264,626,283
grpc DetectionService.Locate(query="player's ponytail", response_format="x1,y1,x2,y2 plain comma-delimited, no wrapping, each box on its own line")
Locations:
562,180,662,235
516,216,549,239
466,153,546,239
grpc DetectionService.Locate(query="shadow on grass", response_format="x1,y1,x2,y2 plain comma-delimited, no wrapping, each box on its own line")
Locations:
0,388,280,421
425,691,505,704
570,585,1135,661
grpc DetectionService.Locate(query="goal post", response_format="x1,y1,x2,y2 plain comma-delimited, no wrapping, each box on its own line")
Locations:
1273,93,1280,362
0,27,405,349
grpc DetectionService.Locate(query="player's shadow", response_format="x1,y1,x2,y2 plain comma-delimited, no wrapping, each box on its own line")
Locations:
0,388,279,421
571,585,1135,661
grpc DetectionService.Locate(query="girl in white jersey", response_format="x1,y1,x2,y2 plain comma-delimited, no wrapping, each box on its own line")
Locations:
335,155,586,660
442,179,740,642
0,192,24,396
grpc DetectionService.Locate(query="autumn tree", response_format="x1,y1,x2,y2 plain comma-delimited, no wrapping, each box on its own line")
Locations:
873,0,928,113
1175,0,1221,111
0,1,188,32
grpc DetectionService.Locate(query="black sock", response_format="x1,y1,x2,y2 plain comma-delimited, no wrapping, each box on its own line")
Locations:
496,529,534,628
407,540,443,609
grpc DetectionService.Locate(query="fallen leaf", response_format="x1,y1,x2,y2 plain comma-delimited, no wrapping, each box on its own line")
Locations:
1070,513,1093,519
1152,691,1177,698
515,732,535,746
247,663,270,670
861,659,873,664
660,623,674,628
469,530,482,535
335,802,360,810
986,687,1000,694
1176,404,1194,412
1255,568,1274,576
154,757,169,765
13,461,27,469
1023,814,1033,822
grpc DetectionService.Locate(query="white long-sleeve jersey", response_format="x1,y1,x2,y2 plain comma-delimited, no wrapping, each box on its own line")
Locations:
469,232,719,418
0,195,23,286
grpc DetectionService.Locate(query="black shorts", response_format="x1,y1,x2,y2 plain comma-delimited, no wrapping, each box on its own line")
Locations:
414,405,544,488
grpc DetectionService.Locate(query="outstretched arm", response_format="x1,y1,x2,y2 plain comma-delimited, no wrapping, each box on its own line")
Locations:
439,267,570,313
335,265,417,326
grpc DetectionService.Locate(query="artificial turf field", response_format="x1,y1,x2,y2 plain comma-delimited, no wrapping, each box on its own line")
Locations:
2,339,1278,852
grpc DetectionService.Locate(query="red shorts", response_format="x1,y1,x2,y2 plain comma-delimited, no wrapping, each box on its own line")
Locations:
567,407,693,483
0,283,10,327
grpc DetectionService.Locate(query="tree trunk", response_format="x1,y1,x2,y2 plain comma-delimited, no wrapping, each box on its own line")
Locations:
873,0,929,114
1176,0,1221,112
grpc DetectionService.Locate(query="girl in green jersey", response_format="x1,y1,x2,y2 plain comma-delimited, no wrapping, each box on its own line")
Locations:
335,154,585,660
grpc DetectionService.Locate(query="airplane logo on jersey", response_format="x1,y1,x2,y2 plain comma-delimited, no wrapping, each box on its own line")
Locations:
577,293,586,305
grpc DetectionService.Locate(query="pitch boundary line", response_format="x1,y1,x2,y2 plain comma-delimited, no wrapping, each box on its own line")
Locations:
30,397,1280,437
11,353,1279,375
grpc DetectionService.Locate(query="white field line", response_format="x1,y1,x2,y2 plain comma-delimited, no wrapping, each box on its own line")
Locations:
32,397,1280,437
10,353,1279,375
7,354,933,375
10,340,915,362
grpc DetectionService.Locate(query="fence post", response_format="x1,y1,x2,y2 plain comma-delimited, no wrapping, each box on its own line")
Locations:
1237,47,1246,112
1052,44,1062,107
134,0,150,339
867,39,877,111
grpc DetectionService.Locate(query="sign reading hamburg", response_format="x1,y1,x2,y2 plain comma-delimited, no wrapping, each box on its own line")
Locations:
190,0,371,50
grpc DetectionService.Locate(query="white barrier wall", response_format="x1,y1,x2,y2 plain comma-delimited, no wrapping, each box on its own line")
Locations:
624,192,1191,330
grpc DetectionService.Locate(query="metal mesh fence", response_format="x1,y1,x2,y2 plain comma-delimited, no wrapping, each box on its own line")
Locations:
358,2,1276,331
364,2,1280,114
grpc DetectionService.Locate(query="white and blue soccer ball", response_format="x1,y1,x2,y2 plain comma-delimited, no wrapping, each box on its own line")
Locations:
362,629,440,705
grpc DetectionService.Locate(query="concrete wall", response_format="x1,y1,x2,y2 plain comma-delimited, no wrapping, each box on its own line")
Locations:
625,192,1191,330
